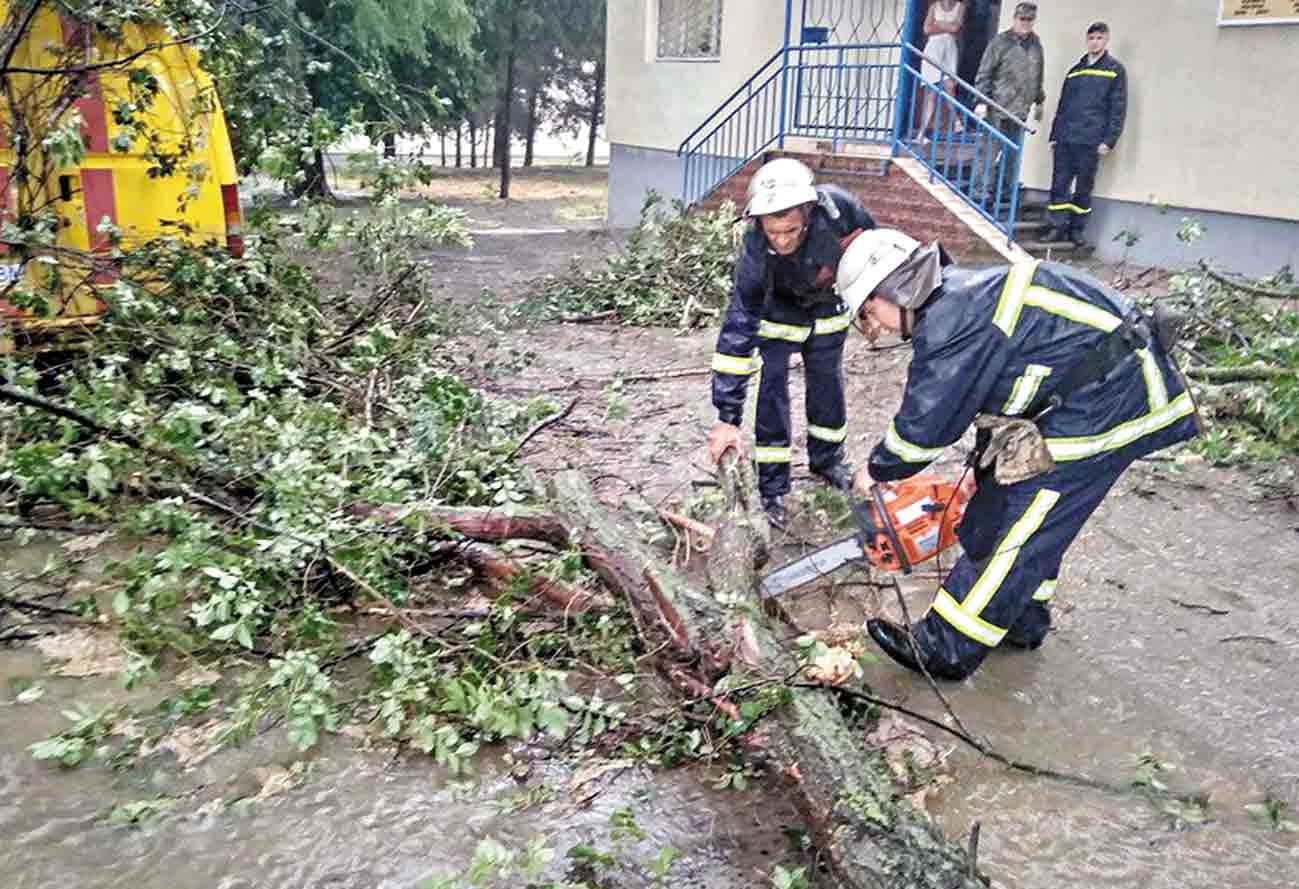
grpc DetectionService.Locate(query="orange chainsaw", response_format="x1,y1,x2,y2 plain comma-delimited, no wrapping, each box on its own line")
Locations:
759,474,968,599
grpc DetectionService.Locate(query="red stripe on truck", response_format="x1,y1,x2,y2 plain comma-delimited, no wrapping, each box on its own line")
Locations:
82,169,118,288
60,18,110,153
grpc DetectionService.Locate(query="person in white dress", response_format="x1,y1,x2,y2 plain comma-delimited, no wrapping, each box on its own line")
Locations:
916,0,966,144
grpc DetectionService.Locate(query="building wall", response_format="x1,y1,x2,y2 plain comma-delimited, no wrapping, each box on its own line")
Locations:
1019,1,1299,224
606,0,787,155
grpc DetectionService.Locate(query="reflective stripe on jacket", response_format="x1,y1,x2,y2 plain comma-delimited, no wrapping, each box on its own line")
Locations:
868,261,1199,481
1049,51,1127,147
711,184,875,425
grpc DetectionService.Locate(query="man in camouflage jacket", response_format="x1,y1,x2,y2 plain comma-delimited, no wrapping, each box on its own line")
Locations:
973,2,1045,203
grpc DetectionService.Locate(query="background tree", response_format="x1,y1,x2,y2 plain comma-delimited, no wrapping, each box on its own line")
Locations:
547,0,606,167
204,0,475,197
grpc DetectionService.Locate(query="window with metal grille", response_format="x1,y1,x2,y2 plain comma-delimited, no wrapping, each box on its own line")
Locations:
657,0,723,60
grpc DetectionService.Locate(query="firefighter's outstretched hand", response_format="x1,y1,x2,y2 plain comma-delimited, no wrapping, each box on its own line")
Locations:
707,422,742,463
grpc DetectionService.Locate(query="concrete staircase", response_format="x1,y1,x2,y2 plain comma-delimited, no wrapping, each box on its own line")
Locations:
1012,189,1095,261
698,143,1030,266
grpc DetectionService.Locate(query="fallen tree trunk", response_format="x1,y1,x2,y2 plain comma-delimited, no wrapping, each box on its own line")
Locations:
549,460,984,888
706,450,984,888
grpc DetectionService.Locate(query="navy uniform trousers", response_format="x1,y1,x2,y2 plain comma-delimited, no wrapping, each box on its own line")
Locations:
1047,142,1101,238
753,322,849,499
912,444,1137,677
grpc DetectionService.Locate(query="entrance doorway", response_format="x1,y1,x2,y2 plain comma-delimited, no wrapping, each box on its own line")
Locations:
908,0,1001,137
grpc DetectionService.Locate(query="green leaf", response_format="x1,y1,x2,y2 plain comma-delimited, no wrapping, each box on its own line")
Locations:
85,461,113,499
209,623,237,642
16,684,46,704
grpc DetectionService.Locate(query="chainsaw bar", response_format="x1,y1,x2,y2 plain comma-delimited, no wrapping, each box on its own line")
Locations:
758,534,866,599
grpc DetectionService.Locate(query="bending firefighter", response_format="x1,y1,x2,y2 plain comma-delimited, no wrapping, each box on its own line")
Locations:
837,229,1200,680
708,158,876,527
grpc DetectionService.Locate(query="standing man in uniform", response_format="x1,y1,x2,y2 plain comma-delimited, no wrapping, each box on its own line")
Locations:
834,228,1198,681
707,157,876,527
973,1,1045,207
1043,22,1128,244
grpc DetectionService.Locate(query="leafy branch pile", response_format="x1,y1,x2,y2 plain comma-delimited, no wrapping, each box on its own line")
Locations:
3,182,658,766
515,193,739,328
1154,261,1299,479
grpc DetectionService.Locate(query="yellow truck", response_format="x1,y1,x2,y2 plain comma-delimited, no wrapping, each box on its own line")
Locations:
0,3,243,352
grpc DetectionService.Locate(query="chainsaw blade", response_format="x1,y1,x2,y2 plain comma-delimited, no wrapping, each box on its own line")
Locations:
759,534,867,599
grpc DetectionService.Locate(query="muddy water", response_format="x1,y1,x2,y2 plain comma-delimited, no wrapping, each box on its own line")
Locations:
863,470,1299,889
1,645,798,889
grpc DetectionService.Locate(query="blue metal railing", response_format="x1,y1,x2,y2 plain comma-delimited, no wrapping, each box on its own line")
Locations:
679,43,905,207
892,42,1036,240
677,38,1036,243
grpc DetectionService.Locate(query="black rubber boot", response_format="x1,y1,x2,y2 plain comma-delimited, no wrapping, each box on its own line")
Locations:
866,618,974,681
761,495,787,529
1040,227,1069,243
1003,602,1051,650
812,461,855,493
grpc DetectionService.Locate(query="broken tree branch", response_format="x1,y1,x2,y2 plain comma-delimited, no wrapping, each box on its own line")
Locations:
1186,366,1295,383
430,540,609,613
1201,264,1299,301
656,509,715,548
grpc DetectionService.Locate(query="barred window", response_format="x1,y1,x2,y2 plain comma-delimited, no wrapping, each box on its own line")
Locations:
657,0,723,59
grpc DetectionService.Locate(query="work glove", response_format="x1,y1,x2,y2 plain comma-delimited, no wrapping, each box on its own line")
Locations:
974,103,988,121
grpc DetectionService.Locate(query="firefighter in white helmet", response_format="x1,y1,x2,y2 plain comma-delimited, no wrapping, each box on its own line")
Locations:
837,229,1199,680
707,157,876,527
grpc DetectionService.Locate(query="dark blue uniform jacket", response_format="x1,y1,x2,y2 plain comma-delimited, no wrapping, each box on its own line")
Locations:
711,184,875,425
1049,51,1127,147
869,261,1198,481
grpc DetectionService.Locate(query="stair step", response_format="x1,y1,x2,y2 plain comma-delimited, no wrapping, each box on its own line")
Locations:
1014,219,1051,235
1018,239,1095,258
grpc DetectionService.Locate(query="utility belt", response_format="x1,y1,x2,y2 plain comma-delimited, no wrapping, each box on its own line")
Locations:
972,307,1182,484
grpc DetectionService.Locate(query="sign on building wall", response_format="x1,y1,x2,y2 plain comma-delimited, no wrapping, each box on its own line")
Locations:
1219,0,1299,26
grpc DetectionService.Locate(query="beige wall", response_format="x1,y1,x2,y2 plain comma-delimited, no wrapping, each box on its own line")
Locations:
606,0,788,153
1018,1,1299,221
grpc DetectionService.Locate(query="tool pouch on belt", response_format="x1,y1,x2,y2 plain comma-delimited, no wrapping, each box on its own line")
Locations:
973,415,1055,484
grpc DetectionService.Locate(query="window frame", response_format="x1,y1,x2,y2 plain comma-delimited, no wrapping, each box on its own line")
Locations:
653,0,724,63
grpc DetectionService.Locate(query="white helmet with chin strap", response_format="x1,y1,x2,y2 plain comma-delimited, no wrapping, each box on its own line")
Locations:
745,158,818,218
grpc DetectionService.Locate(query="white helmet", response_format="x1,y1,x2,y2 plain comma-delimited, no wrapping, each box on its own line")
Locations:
745,158,817,218
836,228,922,317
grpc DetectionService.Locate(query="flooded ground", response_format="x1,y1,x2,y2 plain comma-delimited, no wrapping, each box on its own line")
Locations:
1,642,800,888
5,167,1299,887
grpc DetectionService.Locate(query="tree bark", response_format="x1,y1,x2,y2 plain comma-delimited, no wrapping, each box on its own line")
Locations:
455,125,462,168
701,451,985,889
293,147,332,200
524,80,540,167
468,119,478,168
499,17,518,200
429,541,610,612
440,129,447,167
546,471,732,674
586,59,604,167
348,502,572,549
1187,365,1295,383
382,132,397,159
